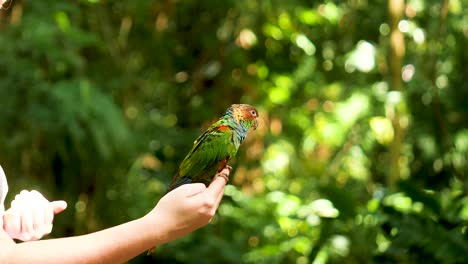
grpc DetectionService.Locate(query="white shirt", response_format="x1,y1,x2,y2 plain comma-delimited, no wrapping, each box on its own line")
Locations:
0,165,8,226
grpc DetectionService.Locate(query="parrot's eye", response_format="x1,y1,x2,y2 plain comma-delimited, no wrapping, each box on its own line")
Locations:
250,110,257,117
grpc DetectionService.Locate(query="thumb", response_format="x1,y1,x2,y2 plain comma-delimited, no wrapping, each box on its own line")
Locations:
50,200,67,214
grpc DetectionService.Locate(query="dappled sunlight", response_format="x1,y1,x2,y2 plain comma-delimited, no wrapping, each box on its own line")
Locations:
294,34,316,56
262,140,294,184
236,28,257,49
1,0,467,263
330,235,350,257
401,64,415,82
370,117,394,145
343,146,370,181
345,41,376,73
334,93,369,128
267,75,294,104
383,192,424,213
452,130,468,171
54,11,70,32
309,199,339,218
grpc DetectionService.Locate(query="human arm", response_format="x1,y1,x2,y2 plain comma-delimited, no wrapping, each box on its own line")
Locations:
0,169,228,264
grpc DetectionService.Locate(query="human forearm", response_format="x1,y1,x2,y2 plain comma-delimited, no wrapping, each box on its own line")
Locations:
1,216,161,264
0,172,228,263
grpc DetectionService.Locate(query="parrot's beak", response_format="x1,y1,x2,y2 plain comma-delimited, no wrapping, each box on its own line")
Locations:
253,119,258,130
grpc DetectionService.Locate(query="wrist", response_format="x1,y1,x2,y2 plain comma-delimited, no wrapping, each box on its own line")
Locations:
140,212,172,247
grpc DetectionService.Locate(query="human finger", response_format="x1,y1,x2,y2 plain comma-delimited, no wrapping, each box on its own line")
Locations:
30,190,51,206
43,201,66,235
205,170,229,198
174,183,206,198
18,198,33,241
17,190,46,241
208,176,227,209
44,201,54,229
30,200,46,240
28,192,65,237
3,207,21,239
193,175,227,215
50,200,67,214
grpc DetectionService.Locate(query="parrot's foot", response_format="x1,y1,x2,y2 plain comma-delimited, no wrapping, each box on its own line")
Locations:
216,165,232,183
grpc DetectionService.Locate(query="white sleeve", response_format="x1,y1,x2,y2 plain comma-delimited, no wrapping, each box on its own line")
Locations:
0,165,8,226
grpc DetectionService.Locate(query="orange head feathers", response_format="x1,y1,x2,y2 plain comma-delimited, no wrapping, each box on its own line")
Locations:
226,104,259,130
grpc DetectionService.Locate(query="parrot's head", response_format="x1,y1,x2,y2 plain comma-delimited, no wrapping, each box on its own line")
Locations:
228,104,259,130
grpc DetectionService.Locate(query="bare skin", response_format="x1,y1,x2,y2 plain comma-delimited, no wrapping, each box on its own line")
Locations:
0,168,229,264
3,190,67,241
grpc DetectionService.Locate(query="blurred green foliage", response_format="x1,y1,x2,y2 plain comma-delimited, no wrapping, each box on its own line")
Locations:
1,0,468,263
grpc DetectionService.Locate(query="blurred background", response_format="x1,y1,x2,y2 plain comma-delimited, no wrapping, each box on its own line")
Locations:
1,0,467,263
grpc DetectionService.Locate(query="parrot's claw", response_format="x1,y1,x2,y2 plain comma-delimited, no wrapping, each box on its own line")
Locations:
216,166,231,183
216,172,229,183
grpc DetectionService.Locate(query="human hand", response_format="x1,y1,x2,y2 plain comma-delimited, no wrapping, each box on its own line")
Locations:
2,190,67,241
146,167,230,245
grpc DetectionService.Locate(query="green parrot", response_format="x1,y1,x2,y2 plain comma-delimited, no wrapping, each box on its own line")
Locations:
167,103,259,192
147,104,258,255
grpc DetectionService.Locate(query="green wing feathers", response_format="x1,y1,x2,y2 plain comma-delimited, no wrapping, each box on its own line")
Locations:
168,124,237,191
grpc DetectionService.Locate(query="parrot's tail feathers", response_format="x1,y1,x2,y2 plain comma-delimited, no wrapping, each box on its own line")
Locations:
166,177,193,193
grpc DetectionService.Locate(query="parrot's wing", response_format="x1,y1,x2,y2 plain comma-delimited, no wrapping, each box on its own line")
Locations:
168,124,235,190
